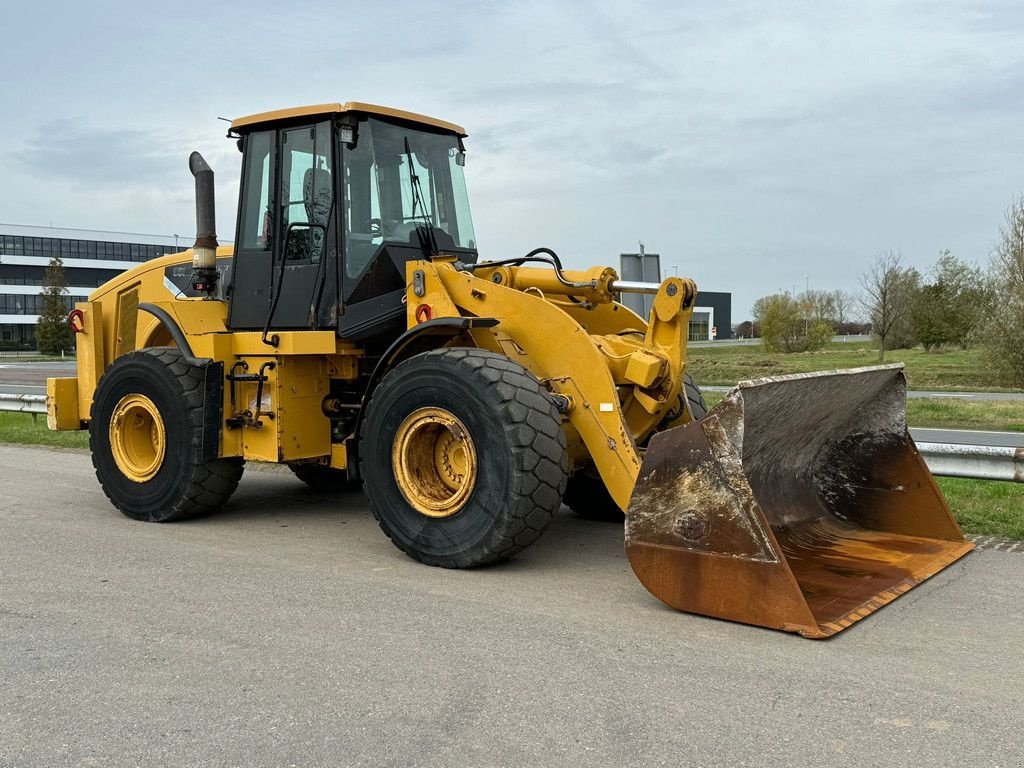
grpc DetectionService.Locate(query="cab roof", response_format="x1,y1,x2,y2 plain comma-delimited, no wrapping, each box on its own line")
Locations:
230,102,467,136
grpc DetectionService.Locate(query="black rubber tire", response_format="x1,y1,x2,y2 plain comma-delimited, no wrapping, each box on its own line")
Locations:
657,372,707,427
288,463,360,493
563,471,624,523
360,348,568,568
89,347,244,522
683,373,708,420
566,373,707,523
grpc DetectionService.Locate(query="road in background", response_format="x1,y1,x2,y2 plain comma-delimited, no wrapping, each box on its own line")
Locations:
1,444,1021,766
0,361,75,396
911,427,1024,448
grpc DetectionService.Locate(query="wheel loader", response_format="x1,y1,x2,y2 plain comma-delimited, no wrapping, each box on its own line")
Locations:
46,102,972,638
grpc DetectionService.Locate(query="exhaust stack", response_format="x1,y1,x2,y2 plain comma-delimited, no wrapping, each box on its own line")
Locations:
188,151,219,295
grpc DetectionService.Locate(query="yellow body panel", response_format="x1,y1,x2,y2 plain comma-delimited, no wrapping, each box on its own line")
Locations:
234,357,331,463
231,101,466,136
46,377,80,431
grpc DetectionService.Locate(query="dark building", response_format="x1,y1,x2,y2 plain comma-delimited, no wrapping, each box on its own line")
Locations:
0,225,182,347
690,290,732,341
618,251,732,341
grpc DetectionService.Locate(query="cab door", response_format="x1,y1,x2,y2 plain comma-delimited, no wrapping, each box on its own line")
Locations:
228,122,337,330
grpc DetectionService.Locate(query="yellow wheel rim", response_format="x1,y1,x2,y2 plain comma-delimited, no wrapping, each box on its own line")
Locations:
109,393,166,483
392,407,477,518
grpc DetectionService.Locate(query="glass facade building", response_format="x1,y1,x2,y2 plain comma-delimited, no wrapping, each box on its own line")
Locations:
0,225,183,347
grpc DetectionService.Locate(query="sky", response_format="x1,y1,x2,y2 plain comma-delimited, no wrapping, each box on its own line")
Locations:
2,0,1022,317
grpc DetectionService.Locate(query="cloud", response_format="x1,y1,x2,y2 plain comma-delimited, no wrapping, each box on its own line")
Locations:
1,0,1023,315
14,121,185,185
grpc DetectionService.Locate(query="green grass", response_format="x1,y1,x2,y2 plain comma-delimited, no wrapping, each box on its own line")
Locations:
2,411,1021,539
0,412,88,449
702,392,1024,432
688,341,1021,392
935,478,1024,539
905,399,1024,432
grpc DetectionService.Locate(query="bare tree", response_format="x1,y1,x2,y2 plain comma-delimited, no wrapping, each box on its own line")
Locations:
831,289,854,327
984,194,1024,383
859,250,920,361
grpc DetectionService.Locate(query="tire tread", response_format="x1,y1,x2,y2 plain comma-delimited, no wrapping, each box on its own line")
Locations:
89,347,243,521
361,347,568,567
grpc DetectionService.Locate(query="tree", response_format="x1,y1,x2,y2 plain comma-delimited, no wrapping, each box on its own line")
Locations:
35,256,74,355
911,250,990,351
859,250,920,361
753,293,833,353
736,320,759,338
984,194,1024,384
910,283,947,352
831,290,855,328
800,290,836,326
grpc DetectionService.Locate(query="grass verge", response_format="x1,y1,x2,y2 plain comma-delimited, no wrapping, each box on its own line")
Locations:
702,391,1024,432
688,341,1022,392
935,478,1024,539
3,412,1021,539
0,412,89,449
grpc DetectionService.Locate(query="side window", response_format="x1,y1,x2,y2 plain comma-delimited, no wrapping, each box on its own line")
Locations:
343,125,383,279
280,122,333,263
239,131,274,251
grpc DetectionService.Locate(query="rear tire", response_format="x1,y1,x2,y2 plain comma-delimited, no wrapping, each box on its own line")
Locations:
288,463,360,493
89,347,244,522
361,348,568,568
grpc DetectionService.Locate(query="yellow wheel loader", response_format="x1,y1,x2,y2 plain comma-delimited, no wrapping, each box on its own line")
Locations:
47,102,972,637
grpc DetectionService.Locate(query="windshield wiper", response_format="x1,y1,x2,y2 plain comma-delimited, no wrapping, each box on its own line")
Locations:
403,136,439,256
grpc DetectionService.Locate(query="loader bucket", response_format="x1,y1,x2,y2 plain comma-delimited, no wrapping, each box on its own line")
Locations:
625,365,973,638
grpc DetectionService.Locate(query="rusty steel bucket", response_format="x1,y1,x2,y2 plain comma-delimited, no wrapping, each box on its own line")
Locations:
625,365,973,638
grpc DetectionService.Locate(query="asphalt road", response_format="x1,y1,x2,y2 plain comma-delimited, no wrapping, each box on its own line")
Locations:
911,427,1024,448
1,444,1022,767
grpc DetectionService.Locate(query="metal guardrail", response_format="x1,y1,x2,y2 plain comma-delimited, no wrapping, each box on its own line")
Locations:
0,392,46,414
917,442,1023,483
0,393,1021,483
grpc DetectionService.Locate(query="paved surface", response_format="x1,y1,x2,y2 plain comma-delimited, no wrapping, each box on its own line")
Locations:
1,445,1022,767
912,427,1024,448
0,362,75,396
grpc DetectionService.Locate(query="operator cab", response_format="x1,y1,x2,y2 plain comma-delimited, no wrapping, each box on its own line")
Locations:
226,102,478,341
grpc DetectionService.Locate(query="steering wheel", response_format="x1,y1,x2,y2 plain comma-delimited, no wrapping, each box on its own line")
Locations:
366,218,382,237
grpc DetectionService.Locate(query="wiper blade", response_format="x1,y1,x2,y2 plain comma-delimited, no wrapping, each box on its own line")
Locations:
403,136,439,256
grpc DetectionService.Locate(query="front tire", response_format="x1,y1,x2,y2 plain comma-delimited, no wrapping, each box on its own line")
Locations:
361,348,568,568
89,347,243,522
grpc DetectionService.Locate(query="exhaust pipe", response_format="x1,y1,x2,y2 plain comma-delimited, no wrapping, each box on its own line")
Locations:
188,151,219,295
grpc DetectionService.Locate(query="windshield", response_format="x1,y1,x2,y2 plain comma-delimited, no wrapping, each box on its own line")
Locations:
342,117,476,279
